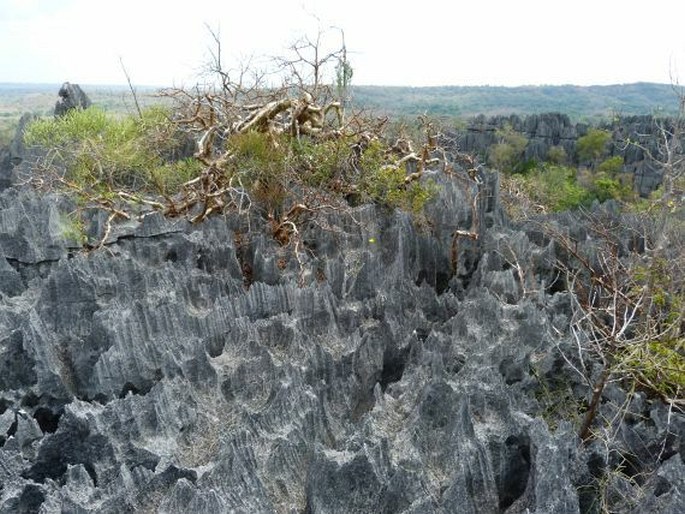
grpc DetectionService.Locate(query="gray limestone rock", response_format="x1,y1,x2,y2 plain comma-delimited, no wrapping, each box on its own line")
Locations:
54,82,92,117
450,113,682,197
1,113,38,191
0,166,681,513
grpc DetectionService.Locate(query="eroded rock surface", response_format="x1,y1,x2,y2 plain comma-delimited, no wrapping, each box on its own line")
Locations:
54,82,92,117
451,113,679,196
0,170,682,513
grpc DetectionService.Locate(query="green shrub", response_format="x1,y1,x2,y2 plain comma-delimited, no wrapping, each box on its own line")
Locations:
365,165,435,214
356,139,436,214
577,128,611,165
619,257,684,398
221,130,437,216
358,139,387,179
625,339,684,398
488,124,528,173
489,142,516,171
591,175,622,202
24,106,184,193
151,158,204,195
577,157,633,203
290,136,350,187
26,101,440,230
515,158,539,175
226,130,290,214
58,212,88,245
520,164,591,212
589,173,635,203
597,155,623,175
508,161,638,213
546,145,567,164
365,164,406,203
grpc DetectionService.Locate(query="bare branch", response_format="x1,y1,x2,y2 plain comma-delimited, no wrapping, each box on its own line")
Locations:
119,57,142,118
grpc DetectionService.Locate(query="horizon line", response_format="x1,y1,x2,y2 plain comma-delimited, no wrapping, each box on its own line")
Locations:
0,80,675,90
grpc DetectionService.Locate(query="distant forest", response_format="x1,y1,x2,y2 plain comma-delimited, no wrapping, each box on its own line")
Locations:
0,82,681,132
349,82,682,121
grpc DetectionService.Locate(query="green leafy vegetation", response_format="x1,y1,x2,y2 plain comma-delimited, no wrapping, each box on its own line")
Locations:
546,145,568,164
58,212,88,245
623,338,684,399
291,136,349,188
1,82,679,137
541,208,684,445
576,128,611,166
493,123,637,214
21,27,448,253
24,103,439,229
617,255,685,399
24,106,187,193
357,139,437,214
349,82,681,120
8,36,683,509
488,124,528,173
597,155,623,175
588,173,633,203
501,162,636,215
504,164,590,212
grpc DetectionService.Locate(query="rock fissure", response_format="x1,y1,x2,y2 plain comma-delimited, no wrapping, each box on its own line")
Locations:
0,97,682,513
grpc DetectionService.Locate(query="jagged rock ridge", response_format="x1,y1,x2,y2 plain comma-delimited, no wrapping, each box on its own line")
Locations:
0,96,682,513
451,113,676,196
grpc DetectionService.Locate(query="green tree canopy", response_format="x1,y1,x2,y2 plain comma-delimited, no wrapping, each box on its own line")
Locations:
488,124,528,173
577,128,611,165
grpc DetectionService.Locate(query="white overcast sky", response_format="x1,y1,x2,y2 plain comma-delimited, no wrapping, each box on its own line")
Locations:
1,0,685,87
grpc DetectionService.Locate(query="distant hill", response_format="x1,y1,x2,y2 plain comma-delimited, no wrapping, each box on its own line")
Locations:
350,82,681,120
0,82,681,127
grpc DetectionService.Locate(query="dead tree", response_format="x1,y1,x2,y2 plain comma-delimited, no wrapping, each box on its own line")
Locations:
542,212,684,444
26,27,468,277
